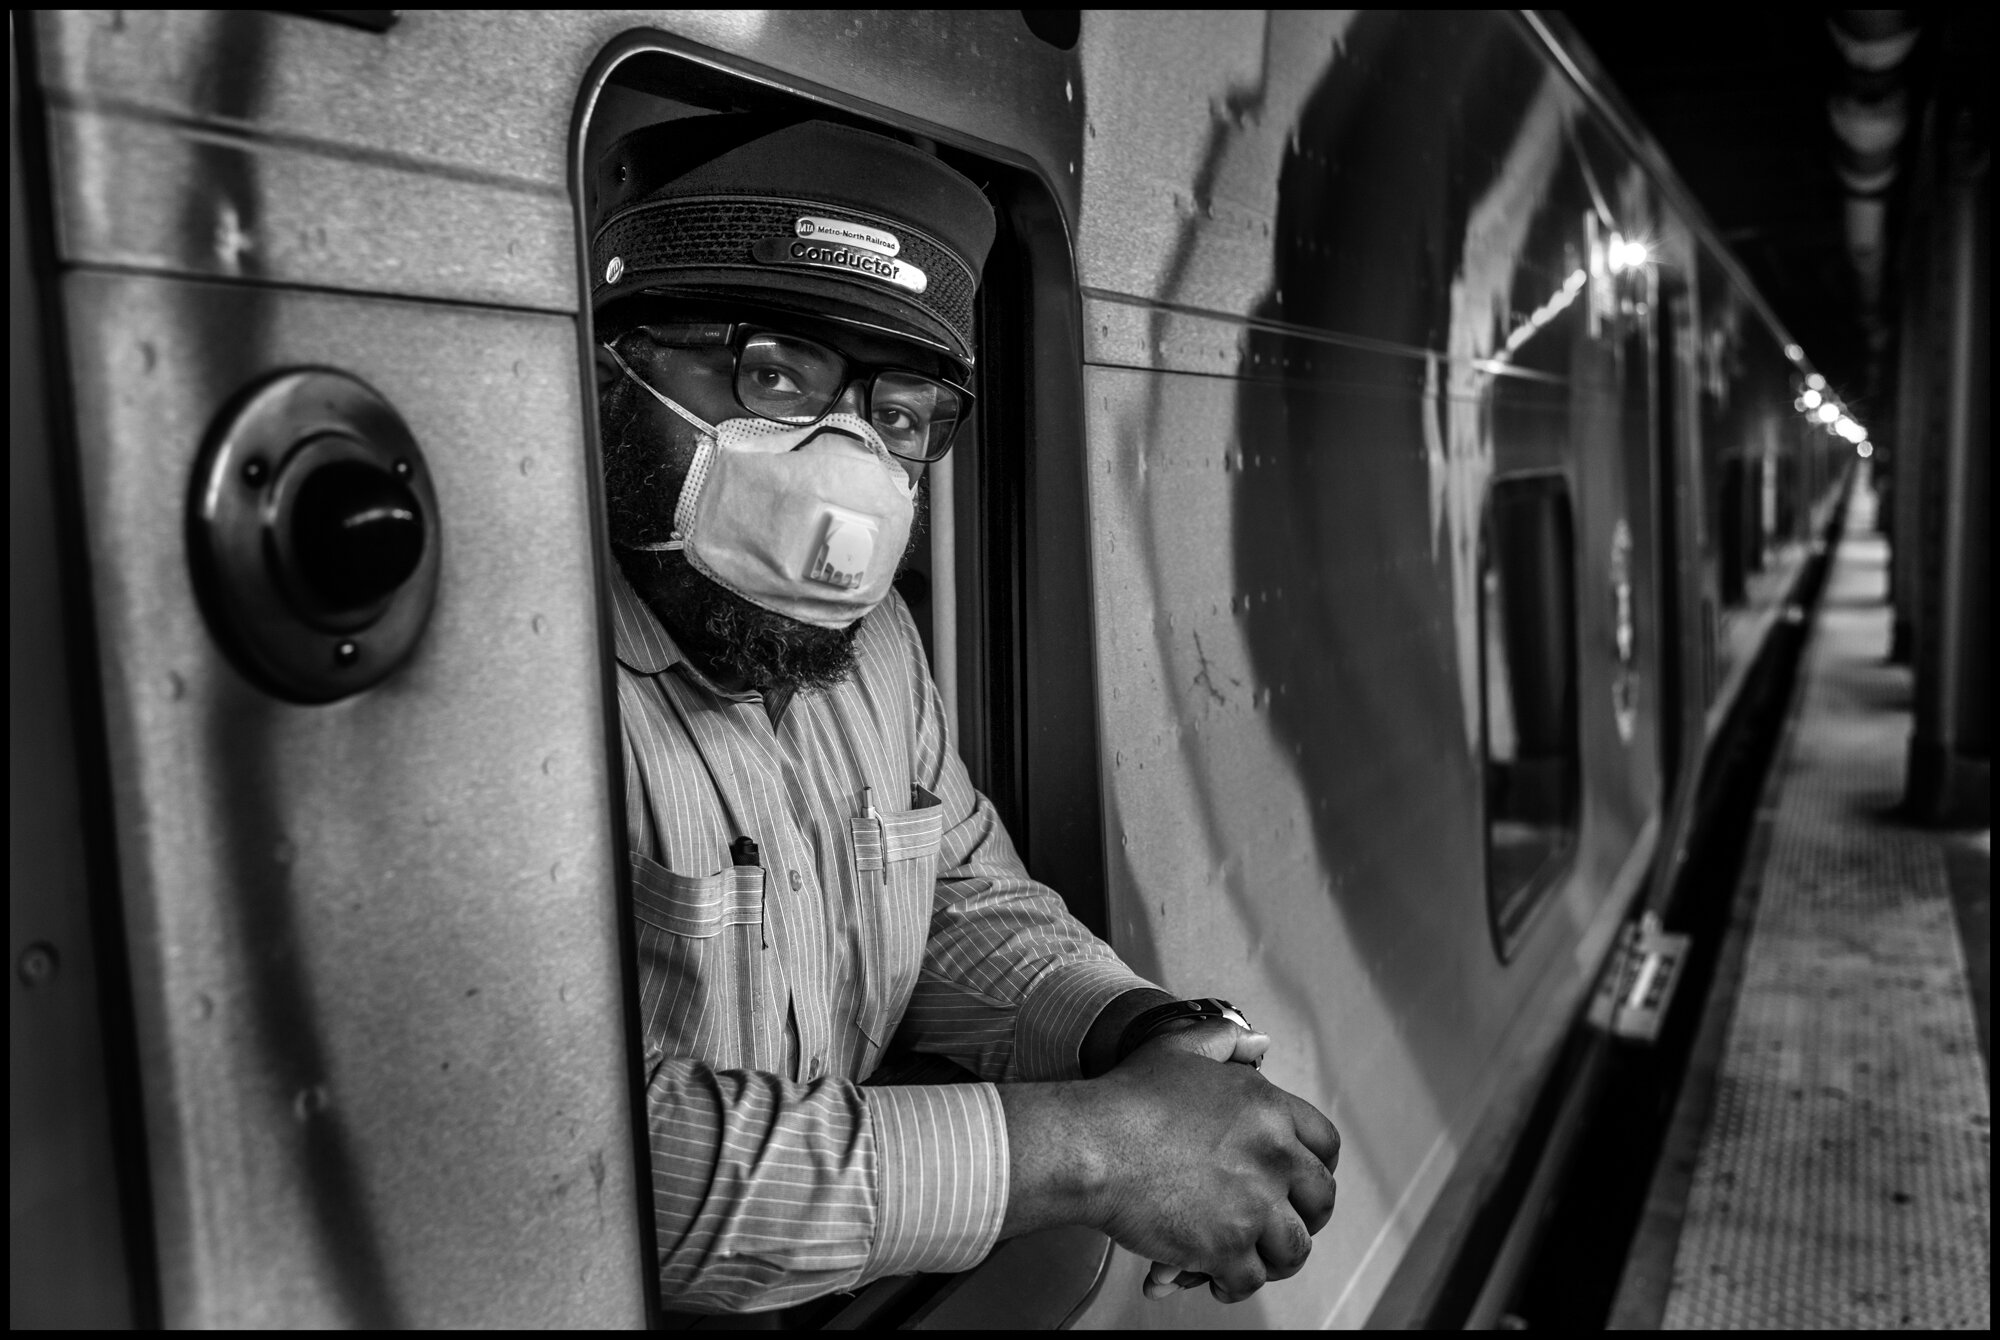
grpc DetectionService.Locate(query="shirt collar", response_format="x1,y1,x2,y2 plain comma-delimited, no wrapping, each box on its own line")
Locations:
606,563,761,703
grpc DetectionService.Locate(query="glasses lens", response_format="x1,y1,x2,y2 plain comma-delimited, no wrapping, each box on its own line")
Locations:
734,330,967,461
736,333,846,423
872,372,965,461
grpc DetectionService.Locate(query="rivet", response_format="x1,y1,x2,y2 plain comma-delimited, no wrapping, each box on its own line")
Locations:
392,458,412,478
605,256,625,285
241,457,268,486
18,942,58,988
292,1084,330,1122
334,640,360,666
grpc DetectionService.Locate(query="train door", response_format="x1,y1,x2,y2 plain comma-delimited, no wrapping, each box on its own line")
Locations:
1592,225,1671,883
15,10,1114,1328
1652,278,1688,799
12,11,645,1326
1648,271,1709,892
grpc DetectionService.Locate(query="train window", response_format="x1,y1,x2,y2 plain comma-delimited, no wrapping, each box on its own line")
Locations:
576,57,1099,871
1479,474,1581,957
574,33,1104,1328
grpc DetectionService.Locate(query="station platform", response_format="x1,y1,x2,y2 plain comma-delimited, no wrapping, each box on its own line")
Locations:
1611,479,1991,1330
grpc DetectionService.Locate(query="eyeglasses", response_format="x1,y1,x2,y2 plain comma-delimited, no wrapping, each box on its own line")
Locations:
633,322,972,463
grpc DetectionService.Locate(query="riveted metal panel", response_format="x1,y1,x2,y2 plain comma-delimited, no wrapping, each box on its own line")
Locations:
26,8,1097,1327
33,11,1083,312
34,10,580,309
61,271,640,1328
1063,12,1671,1327
11,22,143,1319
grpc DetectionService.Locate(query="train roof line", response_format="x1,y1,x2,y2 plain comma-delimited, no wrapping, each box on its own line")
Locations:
1519,10,1817,379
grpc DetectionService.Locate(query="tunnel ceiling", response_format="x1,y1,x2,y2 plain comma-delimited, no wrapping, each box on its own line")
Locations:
1560,10,1935,411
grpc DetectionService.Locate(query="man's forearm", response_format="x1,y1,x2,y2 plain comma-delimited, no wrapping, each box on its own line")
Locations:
998,987,1173,1242
1078,985,1176,1078
994,1080,1110,1239
995,991,1179,1240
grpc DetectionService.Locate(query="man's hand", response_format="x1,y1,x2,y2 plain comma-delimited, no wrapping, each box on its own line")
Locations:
1098,1025,1338,1303
1127,1019,1274,1297
997,1025,1340,1305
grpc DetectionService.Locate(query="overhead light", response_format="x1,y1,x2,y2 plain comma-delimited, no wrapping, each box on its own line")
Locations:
1836,417,1866,442
1801,388,1824,409
1817,402,1841,423
1785,343,1804,361
1857,441,1874,458
1606,234,1651,274
1806,373,1827,390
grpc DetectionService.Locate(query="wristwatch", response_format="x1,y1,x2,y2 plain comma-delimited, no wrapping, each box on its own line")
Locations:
1117,997,1257,1065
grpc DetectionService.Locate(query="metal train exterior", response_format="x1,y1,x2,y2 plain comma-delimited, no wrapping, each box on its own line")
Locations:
11,10,1850,1330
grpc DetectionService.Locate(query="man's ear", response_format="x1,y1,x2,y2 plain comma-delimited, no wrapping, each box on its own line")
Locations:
594,341,625,396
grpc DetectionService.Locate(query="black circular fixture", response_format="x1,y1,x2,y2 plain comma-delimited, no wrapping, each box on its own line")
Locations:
188,369,441,704
290,458,426,614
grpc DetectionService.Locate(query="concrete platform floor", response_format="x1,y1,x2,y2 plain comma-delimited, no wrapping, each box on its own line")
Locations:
1647,479,1990,1329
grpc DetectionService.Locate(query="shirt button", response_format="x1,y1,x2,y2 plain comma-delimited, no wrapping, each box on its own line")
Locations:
789,869,803,891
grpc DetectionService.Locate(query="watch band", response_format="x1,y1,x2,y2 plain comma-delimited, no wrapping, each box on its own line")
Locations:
1116,997,1254,1063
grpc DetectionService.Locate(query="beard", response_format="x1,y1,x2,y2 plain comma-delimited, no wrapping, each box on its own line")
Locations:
599,366,923,694
612,545,866,694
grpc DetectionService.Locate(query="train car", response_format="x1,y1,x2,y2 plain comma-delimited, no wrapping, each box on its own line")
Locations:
11,10,1849,1329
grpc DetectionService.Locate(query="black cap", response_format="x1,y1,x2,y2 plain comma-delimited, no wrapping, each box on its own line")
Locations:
590,118,996,372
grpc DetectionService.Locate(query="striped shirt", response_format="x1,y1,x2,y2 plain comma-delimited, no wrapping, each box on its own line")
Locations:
608,569,1156,1313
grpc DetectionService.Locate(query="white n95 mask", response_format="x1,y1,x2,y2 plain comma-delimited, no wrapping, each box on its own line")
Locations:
605,344,917,629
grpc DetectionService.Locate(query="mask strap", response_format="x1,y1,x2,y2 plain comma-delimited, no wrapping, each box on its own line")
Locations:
602,341,710,552
600,341,716,437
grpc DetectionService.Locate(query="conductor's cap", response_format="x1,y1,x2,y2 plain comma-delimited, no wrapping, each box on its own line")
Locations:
591,118,996,371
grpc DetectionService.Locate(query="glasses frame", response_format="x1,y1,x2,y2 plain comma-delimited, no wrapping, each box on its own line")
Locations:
633,321,975,463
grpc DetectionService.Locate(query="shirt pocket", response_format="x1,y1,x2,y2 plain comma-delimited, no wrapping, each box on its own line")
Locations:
848,785,945,1068
629,851,776,1072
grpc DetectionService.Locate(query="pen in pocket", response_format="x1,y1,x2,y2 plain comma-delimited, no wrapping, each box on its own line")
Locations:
728,835,765,947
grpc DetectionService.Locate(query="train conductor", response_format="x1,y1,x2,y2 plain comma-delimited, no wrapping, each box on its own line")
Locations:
587,116,1340,1313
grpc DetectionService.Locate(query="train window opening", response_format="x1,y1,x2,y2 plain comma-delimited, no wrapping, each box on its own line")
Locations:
578,49,1037,821
1480,474,1582,957
572,35,1103,1327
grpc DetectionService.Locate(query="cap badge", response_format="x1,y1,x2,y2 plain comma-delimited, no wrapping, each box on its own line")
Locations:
794,215,901,257
751,236,928,295
605,256,625,285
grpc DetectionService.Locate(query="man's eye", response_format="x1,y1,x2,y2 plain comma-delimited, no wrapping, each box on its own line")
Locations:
873,403,921,434
747,365,806,396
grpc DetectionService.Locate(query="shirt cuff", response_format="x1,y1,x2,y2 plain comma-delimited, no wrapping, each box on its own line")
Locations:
1015,959,1165,1080
863,1081,1008,1279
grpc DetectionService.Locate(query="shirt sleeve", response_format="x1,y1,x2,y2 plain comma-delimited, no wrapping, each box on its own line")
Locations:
884,600,1163,1082
647,1058,1007,1313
